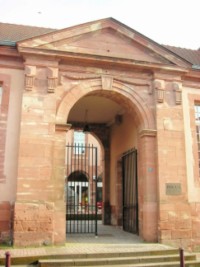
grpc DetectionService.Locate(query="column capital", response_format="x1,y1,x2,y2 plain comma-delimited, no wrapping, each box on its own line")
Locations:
47,67,58,93
139,129,157,138
154,80,165,103
55,123,72,132
172,82,182,105
24,65,36,91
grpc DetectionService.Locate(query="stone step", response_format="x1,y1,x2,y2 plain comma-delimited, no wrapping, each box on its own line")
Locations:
2,262,200,267
46,262,200,267
0,266,36,267
77,249,179,258
1,248,200,267
0,248,180,265
38,253,198,267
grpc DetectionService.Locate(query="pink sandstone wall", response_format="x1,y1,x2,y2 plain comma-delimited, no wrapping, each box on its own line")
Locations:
12,62,67,246
155,76,200,251
110,113,137,225
0,69,23,244
1,66,199,249
0,19,199,250
12,65,157,246
1,63,198,250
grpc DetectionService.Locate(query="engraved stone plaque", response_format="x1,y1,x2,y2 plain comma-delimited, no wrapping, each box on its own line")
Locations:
166,183,181,195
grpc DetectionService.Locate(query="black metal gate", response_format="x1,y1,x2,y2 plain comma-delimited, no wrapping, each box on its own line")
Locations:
66,144,98,235
122,148,138,234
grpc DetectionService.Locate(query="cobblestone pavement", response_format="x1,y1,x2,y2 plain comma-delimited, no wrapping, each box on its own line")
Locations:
0,224,173,259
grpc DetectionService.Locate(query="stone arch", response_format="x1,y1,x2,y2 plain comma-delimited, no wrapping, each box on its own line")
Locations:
56,78,155,130
57,77,158,242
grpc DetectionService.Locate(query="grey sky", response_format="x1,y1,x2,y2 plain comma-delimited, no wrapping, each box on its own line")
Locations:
0,0,199,49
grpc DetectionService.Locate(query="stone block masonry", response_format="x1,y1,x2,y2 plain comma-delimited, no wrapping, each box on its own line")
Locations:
13,202,54,246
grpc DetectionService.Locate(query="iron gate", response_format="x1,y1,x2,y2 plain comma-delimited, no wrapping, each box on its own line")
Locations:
122,148,138,234
66,143,98,235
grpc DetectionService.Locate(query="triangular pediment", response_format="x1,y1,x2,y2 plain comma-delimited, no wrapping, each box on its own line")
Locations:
17,18,191,68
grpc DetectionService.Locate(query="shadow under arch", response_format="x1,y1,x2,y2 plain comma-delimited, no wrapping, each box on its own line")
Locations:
56,78,155,130
67,170,89,182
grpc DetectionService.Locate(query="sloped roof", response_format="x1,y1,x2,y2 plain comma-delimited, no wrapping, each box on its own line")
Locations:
0,21,199,66
164,45,200,67
0,22,56,45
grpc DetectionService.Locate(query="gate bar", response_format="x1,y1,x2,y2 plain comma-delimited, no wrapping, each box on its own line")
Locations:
95,145,98,236
66,143,98,235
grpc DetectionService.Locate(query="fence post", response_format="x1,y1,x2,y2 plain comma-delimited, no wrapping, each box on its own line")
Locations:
5,251,11,267
179,247,185,267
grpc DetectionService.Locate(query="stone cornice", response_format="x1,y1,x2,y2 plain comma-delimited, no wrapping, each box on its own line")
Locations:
0,46,24,69
55,123,72,132
182,69,200,84
139,129,157,137
17,46,189,74
0,46,20,58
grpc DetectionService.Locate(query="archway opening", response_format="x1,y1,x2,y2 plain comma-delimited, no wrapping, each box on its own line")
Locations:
66,171,88,205
57,79,157,242
66,90,139,234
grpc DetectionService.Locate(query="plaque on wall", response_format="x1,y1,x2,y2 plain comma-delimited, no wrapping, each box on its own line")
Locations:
166,183,182,195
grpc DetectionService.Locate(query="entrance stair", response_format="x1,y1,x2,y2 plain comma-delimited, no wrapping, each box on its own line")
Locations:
1,248,200,266
38,249,200,267
1,225,200,266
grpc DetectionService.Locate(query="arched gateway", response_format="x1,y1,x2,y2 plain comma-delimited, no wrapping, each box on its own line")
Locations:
2,18,196,249
57,78,157,242
13,72,158,246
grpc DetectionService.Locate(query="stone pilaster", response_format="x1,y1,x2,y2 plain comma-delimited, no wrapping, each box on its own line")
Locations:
138,129,158,242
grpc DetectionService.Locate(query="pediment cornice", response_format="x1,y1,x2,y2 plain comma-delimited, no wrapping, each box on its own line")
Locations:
17,18,191,71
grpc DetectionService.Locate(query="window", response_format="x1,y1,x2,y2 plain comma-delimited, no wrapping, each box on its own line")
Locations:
74,131,85,154
195,104,200,174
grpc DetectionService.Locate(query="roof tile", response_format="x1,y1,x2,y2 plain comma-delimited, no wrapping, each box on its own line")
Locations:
164,45,200,66
0,22,55,42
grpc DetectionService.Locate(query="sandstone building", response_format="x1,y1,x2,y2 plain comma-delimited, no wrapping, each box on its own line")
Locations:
0,18,200,250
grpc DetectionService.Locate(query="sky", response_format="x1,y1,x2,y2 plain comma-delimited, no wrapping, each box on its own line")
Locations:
0,0,199,49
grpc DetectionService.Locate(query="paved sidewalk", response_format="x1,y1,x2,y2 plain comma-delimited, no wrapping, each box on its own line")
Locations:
0,224,173,259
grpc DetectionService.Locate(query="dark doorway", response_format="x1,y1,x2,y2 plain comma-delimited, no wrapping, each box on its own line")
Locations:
122,148,138,234
66,144,98,235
